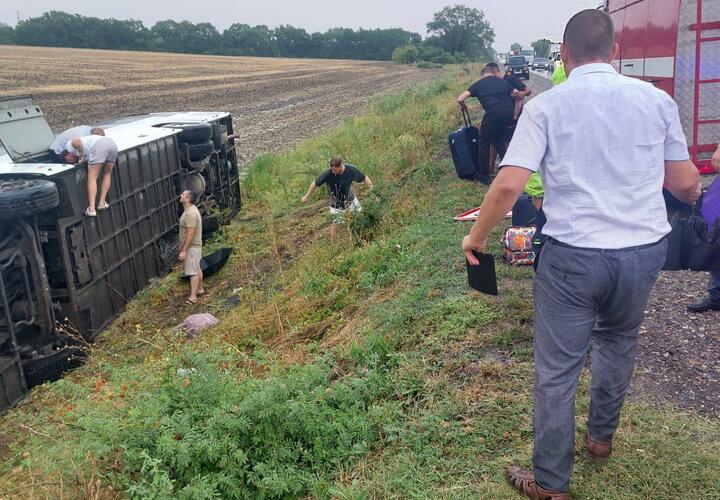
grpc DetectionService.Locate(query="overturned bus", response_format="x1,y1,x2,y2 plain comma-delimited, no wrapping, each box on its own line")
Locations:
0,95,242,412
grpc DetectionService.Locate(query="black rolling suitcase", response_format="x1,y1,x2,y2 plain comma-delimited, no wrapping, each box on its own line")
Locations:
449,108,480,180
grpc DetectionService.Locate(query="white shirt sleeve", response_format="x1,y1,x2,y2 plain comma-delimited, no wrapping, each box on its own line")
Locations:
660,93,690,161
499,107,547,172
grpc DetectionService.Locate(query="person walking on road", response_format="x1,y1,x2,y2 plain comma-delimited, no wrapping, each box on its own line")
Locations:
301,156,373,241
456,65,525,184
179,189,204,305
461,9,701,498
687,143,720,313
66,134,118,216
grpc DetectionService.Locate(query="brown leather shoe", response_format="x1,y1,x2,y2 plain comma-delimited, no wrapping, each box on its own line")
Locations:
584,432,612,465
506,466,570,499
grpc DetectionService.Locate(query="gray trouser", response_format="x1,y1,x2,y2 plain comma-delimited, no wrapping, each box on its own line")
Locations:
532,237,667,492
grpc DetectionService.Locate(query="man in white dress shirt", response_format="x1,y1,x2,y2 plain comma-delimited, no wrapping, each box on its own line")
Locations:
461,9,701,498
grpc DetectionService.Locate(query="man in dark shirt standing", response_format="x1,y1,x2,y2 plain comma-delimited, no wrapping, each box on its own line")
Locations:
301,156,373,240
487,62,532,168
457,65,523,184
487,61,532,126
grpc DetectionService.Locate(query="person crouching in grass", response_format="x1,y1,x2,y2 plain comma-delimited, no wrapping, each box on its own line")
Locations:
301,156,373,241
179,189,204,304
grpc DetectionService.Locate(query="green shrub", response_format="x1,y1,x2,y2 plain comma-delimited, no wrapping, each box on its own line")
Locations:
81,351,396,499
391,45,419,64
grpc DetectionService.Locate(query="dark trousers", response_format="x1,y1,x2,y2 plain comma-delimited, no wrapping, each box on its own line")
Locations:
478,108,513,179
710,269,720,300
532,237,667,492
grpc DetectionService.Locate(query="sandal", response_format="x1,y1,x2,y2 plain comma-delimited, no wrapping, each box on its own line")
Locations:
97,202,110,211
84,208,97,217
186,297,198,305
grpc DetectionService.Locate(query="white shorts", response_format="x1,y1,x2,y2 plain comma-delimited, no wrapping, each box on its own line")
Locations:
329,197,362,225
184,246,202,276
87,137,118,165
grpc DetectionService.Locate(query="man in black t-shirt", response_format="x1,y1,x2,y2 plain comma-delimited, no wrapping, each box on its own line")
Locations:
301,156,374,240
456,65,529,183
487,62,532,165
487,62,532,128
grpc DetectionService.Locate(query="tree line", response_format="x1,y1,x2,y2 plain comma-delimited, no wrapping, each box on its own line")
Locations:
0,5,495,63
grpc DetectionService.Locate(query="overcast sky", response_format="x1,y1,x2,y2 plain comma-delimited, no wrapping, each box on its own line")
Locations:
1,1,600,52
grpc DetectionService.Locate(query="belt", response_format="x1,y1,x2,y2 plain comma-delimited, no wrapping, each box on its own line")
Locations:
548,235,667,253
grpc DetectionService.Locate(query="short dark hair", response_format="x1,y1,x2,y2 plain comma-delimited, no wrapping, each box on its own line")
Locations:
330,156,343,168
563,9,615,62
485,62,500,71
481,65,495,75
185,189,198,204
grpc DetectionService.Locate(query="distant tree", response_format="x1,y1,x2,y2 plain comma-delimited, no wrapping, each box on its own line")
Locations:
531,39,552,58
426,5,495,61
417,45,460,64
392,45,419,64
322,28,358,59
151,20,221,54
273,25,312,58
222,24,273,56
510,42,522,53
356,28,420,60
9,10,423,61
14,11,151,50
0,23,14,44
15,11,86,47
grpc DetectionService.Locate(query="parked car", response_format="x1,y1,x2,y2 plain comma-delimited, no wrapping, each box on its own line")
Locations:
0,95,242,413
605,0,717,174
505,56,530,80
533,57,550,70
521,50,535,67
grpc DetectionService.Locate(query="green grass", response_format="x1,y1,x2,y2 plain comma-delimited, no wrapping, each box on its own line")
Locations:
1,65,719,499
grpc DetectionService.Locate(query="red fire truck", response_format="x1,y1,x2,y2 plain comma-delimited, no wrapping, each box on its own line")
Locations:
606,0,719,174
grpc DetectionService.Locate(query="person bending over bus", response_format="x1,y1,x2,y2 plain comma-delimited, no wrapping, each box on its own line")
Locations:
67,134,118,216
50,126,104,164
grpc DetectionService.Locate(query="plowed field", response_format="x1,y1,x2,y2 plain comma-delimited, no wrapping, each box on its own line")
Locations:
0,45,437,164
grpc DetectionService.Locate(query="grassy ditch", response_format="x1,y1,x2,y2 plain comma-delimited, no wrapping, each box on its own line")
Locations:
1,66,719,499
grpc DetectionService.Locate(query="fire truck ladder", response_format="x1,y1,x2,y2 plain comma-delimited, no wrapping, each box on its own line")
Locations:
691,0,720,174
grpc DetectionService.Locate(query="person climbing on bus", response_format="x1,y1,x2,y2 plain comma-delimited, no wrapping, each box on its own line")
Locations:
66,134,118,216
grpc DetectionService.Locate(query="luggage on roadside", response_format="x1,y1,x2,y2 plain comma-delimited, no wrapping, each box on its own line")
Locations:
448,108,480,180
663,185,720,272
502,226,536,266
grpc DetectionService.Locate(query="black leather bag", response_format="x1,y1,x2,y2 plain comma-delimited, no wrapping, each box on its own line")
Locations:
663,198,720,272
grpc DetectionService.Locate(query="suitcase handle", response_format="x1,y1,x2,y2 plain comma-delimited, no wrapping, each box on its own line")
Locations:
461,107,473,128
